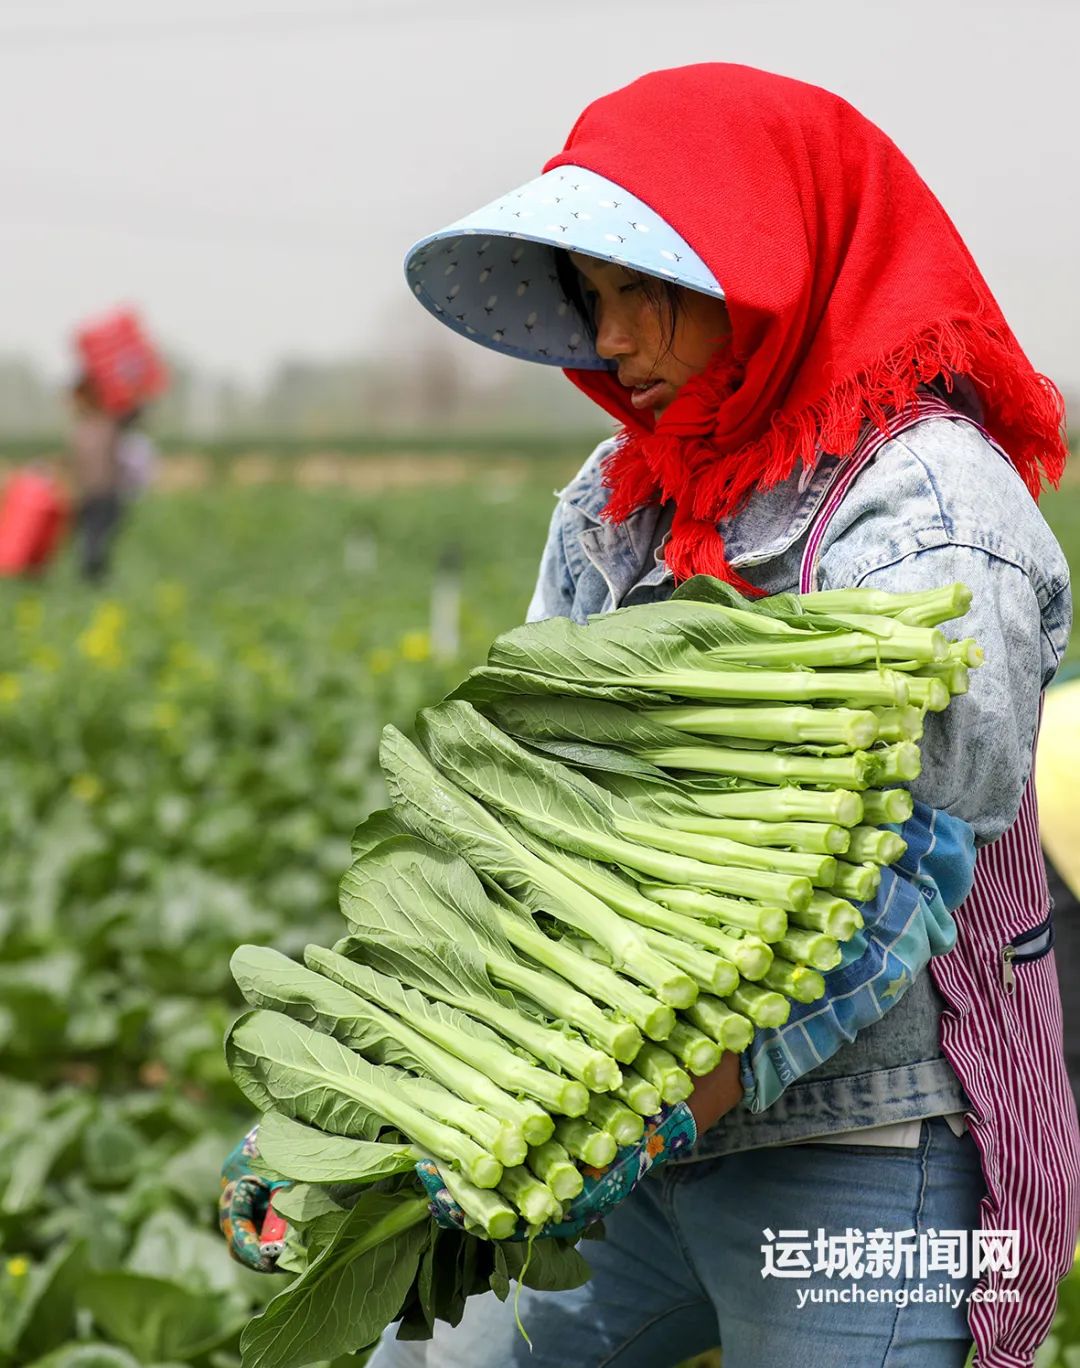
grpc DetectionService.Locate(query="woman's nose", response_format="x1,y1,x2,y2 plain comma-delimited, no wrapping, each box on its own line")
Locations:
593,307,634,362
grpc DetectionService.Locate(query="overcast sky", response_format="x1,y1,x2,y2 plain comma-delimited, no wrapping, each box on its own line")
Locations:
1,0,1077,403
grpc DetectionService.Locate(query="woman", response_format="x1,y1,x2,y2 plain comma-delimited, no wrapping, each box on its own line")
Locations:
395,62,1077,1367
224,64,1078,1366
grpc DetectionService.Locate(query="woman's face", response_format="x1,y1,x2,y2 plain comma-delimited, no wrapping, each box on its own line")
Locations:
568,251,732,417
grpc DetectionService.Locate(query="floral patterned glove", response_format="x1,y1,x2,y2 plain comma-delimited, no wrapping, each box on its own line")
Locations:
218,1124,292,1272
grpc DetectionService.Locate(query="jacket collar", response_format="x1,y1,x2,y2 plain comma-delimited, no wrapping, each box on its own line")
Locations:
561,443,844,594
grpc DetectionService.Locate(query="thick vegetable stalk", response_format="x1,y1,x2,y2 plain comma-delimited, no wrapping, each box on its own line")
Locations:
497,1166,561,1227
639,928,739,996
433,1162,520,1240
506,806,813,914
307,947,590,1119
830,861,881,902
776,927,842,971
487,892,676,1042
796,582,972,627
683,782,865,827
791,892,864,939
654,812,851,854
702,628,945,668
640,743,876,790
639,884,788,942
871,706,924,743
869,742,921,783
615,817,837,884
613,1069,662,1117
762,957,826,1004
587,1093,646,1146
949,638,984,667
860,788,914,824
901,676,951,710
793,612,949,662
844,826,908,865
665,1020,723,1075
554,1116,618,1169
725,981,790,1028
393,1074,525,1165
633,1043,693,1104
518,840,768,983
484,952,642,1064
527,1141,584,1201
684,994,754,1052
642,703,880,749
339,930,624,1094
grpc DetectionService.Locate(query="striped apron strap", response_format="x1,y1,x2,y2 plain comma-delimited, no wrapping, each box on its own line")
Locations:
798,394,961,594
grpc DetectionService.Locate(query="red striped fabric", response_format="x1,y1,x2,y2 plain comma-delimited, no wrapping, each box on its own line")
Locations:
801,400,1080,1365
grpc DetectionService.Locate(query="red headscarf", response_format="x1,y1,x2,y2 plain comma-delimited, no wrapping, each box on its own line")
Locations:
545,64,1068,589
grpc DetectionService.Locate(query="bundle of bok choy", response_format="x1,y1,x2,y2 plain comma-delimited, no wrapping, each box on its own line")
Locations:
225,576,980,1368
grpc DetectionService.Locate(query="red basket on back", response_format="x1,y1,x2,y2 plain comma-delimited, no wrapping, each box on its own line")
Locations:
0,468,70,576
75,310,168,415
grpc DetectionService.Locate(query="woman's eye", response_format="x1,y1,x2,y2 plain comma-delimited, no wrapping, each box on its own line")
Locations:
618,282,642,295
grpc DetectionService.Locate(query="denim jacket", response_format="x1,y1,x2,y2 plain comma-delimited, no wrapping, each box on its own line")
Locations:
526,400,1072,1154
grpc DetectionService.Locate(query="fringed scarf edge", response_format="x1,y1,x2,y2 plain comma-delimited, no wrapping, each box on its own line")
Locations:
599,314,1068,588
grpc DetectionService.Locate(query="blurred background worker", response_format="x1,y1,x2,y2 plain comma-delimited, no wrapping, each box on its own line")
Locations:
1038,670,1080,1112
67,308,167,582
67,372,125,582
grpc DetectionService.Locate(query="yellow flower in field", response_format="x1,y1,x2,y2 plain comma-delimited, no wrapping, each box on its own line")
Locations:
0,674,21,704
70,773,103,803
14,598,41,634
6,1257,28,1278
151,701,180,731
400,631,431,664
77,601,126,669
368,647,395,675
30,646,61,673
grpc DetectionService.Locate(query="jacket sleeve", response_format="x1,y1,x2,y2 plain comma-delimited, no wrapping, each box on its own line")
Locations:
739,801,975,1113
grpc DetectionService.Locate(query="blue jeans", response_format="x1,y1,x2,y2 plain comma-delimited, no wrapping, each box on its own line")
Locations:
367,1119,985,1368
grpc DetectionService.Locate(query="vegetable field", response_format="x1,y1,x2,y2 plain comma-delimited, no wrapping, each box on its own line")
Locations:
0,452,1078,1368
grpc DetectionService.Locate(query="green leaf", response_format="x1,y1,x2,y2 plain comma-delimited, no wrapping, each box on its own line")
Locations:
257,1112,418,1185
238,1191,431,1368
349,807,408,861
498,1238,592,1291
80,1271,241,1363
270,1183,347,1230
486,695,686,754
3,1095,94,1215
23,1344,142,1368
7,1241,88,1362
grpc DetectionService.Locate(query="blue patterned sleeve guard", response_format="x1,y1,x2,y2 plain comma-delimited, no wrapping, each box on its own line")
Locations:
739,801,976,1112
419,1103,698,1241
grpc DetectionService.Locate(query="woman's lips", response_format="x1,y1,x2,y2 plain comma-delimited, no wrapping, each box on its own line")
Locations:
629,380,669,411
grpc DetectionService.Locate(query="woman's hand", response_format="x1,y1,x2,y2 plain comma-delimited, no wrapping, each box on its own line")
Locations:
687,1050,744,1134
219,1125,292,1273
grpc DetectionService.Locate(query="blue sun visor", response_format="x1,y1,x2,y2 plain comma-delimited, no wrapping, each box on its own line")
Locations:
404,165,723,369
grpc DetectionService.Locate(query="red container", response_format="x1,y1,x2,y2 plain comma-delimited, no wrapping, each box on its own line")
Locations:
75,309,168,415
0,469,70,575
